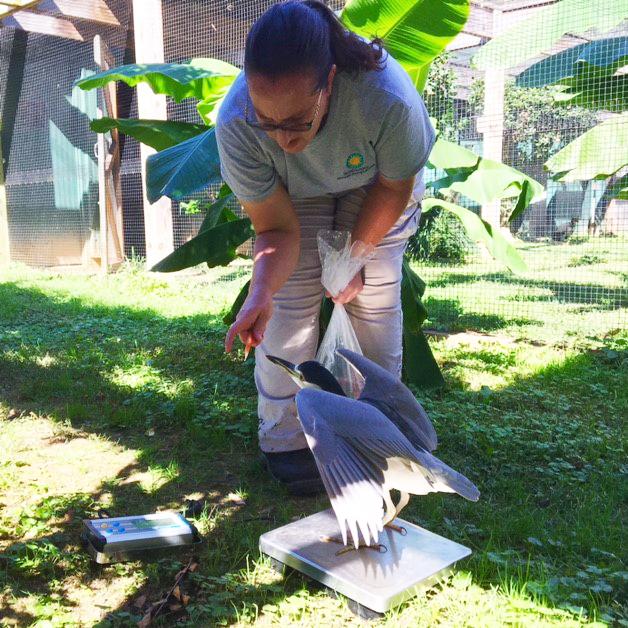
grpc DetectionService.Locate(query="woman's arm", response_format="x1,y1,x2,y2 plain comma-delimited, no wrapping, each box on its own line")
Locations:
225,184,300,352
331,173,415,305
352,174,415,246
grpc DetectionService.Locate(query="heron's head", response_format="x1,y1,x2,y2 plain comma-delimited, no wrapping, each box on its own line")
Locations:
266,355,346,396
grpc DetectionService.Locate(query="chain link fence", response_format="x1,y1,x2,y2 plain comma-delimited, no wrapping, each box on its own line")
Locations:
0,0,626,337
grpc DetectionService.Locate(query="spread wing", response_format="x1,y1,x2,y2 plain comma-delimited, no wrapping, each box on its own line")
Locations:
337,348,438,452
295,388,432,548
296,389,479,547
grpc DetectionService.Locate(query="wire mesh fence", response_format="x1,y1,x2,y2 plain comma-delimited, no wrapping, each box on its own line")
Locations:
0,0,625,338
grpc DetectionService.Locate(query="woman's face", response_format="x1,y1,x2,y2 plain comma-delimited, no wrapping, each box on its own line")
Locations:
246,67,335,154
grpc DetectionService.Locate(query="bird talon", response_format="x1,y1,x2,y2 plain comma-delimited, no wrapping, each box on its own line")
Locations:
385,523,407,536
334,543,387,556
321,536,387,555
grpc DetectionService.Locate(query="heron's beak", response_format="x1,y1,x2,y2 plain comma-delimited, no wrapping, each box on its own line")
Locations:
266,355,300,378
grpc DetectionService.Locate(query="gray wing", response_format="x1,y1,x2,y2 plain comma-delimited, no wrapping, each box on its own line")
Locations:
295,389,398,548
296,388,479,531
337,348,438,452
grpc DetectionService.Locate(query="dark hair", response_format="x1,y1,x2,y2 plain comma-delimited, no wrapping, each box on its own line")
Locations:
245,0,385,89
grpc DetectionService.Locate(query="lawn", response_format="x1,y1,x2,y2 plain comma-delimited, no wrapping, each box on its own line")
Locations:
0,248,626,626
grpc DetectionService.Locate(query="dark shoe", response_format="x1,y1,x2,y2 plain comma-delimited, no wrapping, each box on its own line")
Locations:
260,448,325,496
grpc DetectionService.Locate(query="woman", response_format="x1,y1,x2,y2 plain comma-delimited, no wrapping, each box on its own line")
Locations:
216,0,435,495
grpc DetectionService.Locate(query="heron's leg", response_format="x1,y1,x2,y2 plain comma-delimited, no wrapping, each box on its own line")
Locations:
383,491,408,536
382,491,396,526
320,535,386,556
395,491,410,517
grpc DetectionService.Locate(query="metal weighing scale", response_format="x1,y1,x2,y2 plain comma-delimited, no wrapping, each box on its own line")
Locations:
259,509,471,615
81,512,200,564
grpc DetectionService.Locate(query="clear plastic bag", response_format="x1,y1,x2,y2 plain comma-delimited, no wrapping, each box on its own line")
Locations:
315,230,374,398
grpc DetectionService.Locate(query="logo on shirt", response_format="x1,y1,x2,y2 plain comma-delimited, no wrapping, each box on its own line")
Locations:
346,152,365,170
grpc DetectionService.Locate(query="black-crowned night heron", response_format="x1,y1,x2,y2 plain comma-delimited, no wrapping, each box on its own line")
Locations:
267,349,480,549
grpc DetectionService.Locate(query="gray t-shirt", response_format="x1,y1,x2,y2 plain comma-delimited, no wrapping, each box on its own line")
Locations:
215,53,435,203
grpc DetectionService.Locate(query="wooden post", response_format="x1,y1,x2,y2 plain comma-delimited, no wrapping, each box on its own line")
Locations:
0,133,9,267
478,7,505,227
94,34,124,272
132,0,173,269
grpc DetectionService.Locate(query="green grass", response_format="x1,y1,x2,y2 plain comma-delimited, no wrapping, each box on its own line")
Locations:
416,236,628,343
0,255,626,627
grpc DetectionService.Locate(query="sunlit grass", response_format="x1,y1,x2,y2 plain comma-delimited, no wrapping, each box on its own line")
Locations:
0,258,625,626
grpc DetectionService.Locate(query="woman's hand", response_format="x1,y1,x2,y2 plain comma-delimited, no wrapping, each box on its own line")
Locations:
327,269,364,305
225,287,273,353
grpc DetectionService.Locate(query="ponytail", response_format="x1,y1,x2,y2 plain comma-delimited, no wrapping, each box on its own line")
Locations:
245,0,385,88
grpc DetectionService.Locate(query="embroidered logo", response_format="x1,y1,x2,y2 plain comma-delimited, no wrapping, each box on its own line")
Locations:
346,152,365,170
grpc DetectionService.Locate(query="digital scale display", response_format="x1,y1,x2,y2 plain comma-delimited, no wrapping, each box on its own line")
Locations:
130,517,176,530
81,512,199,563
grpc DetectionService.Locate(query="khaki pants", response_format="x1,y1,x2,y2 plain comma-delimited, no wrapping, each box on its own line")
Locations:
254,186,420,452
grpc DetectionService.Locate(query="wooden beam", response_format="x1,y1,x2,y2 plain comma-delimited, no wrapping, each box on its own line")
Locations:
466,3,494,39
38,0,120,26
3,10,84,40
0,133,10,267
0,0,40,19
479,8,505,227
132,0,173,269
0,0,38,7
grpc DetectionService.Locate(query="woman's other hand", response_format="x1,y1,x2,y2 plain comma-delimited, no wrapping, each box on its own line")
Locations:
327,269,364,305
225,287,273,353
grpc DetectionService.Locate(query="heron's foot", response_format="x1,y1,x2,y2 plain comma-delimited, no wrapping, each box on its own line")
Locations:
320,535,387,556
384,522,407,536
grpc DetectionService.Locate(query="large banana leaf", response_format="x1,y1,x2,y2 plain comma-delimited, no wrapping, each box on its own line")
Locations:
608,174,628,201
223,279,251,326
90,117,207,152
473,0,627,71
76,58,239,103
198,193,238,232
151,217,253,272
422,198,527,273
516,37,628,113
428,137,544,213
146,128,222,202
401,258,444,388
341,0,469,93
545,115,628,182
197,87,233,126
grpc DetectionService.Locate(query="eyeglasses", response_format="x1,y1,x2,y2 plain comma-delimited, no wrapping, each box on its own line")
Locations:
244,89,324,133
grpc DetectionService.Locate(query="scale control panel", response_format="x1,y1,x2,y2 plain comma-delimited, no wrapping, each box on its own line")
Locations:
82,512,198,555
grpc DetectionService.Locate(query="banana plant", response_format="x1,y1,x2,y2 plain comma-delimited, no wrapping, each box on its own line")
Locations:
77,0,543,388
474,1,627,203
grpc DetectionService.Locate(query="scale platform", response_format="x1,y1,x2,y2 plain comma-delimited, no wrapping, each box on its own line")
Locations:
259,509,471,615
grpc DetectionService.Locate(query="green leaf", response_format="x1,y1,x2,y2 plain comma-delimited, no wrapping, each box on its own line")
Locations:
401,258,444,388
198,193,237,233
545,115,628,181
341,0,469,87
151,218,253,273
553,75,628,113
428,137,543,210
516,37,628,113
406,63,432,94
473,0,627,70
509,179,535,224
146,128,222,202
223,279,251,326
422,198,527,273
607,174,628,201
517,37,628,89
90,117,207,152
76,58,239,103
197,86,233,125
318,297,335,347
